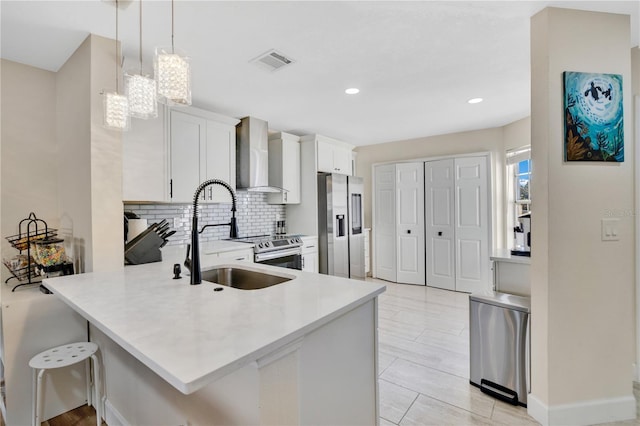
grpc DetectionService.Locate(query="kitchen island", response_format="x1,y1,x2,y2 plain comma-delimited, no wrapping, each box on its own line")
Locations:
43,244,385,426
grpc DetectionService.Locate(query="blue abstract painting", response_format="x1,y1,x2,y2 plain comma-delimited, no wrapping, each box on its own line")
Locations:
563,71,624,162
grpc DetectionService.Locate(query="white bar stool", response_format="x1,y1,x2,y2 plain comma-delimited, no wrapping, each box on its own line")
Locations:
29,342,101,426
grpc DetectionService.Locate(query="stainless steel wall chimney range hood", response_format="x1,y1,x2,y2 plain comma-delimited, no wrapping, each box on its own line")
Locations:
236,117,286,193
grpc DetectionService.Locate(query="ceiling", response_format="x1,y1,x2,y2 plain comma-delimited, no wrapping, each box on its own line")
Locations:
1,1,638,146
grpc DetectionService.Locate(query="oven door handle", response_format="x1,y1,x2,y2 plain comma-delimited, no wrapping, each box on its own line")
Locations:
255,247,302,262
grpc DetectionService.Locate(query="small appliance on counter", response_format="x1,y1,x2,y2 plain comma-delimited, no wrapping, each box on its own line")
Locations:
124,219,175,265
510,212,531,257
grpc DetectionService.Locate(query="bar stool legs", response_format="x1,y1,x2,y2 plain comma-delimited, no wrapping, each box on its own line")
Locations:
29,342,101,426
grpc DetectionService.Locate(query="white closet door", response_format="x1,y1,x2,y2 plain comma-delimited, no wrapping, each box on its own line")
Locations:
454,156,490,293
395,163,425,285
425,159,456,291
374,164,397,282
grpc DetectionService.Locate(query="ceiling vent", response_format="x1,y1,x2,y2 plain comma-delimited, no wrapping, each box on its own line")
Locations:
251,49,295,72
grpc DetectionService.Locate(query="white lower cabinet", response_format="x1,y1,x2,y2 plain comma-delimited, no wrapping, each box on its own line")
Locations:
217,248,254,263
364,228,370,276
300,236,318,273
201,248,255,269
91,299,377,426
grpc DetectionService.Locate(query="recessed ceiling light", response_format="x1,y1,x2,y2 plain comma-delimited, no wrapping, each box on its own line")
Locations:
468,97,483,104
345,88,360,95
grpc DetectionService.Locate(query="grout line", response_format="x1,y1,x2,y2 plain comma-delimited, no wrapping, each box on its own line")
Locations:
396,391,420,425
414,391,495,421
378,355,398,377
379,415,399,425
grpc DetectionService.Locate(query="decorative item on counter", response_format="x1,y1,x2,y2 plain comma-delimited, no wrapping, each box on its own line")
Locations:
3,254,36,282
4,212,75,291
31,238,69,267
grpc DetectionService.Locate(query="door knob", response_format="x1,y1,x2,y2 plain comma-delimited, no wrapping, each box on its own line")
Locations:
438,231,443,236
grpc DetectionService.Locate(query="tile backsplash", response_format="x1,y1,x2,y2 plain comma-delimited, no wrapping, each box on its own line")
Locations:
125,192,286,246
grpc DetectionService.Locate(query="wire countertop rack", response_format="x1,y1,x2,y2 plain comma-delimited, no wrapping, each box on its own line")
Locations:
3,212,71,292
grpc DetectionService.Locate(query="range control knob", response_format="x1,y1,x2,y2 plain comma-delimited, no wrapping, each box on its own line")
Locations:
258,243,264,248
265,242,271,247
295,238,301,243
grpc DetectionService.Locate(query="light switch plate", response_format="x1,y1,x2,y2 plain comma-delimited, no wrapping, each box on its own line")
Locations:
601,218,620,241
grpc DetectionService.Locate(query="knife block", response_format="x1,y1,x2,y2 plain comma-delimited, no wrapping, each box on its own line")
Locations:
124,230,163,265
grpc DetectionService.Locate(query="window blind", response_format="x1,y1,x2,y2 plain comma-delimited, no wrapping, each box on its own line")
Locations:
506,146,531,166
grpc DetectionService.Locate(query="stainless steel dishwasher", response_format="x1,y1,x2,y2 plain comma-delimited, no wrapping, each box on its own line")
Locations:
469,292,531,407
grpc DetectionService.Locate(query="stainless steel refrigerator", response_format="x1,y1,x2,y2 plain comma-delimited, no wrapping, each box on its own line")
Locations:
317,173,365,279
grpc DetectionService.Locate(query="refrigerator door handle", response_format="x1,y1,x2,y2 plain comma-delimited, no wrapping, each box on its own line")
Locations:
336,214,346,237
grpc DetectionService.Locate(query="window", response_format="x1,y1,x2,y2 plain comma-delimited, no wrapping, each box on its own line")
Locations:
506,146,531,247
514,157,531,216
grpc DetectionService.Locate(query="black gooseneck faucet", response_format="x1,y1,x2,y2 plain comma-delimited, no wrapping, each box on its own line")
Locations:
187,179,238,285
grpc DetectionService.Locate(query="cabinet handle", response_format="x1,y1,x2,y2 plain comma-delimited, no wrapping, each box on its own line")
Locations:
170,179,173,198
407,230,411,234
305,245,315,249
209,187,213,200
235,257,244,261
302,257,305,268
438,231,443,236
284,192,287,202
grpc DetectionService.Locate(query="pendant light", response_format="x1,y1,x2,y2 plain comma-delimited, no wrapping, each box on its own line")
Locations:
103,0,130,130
125,0,157,119
155,0,191,106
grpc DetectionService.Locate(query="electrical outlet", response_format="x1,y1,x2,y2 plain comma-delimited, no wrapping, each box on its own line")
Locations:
601,218,620,241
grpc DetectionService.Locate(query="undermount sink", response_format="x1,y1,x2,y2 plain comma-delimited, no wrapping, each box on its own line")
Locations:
201,266,293,290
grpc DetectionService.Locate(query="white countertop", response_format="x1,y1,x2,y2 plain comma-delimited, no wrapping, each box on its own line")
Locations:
43,257,385,395
490,249,531,265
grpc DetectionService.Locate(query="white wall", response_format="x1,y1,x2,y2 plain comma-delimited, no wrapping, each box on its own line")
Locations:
56,35,124,273
1,60,59,282
88,35,124,272
503,116,531,151
56,37,93,273
530,8,634,424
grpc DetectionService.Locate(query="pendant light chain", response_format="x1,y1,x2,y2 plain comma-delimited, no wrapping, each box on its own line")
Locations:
171,0,175,54
139,0,143,74
115,0,119,93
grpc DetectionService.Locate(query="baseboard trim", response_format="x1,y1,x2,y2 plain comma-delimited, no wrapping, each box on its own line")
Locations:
528,392,636,425
104,399,129,426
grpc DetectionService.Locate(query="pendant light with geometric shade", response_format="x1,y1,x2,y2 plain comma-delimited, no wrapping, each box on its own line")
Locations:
103,0,130,130
155,0,191,106
125,0,157,119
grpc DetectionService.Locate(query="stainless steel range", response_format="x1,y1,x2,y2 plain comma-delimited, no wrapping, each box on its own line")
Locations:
232,235,303,270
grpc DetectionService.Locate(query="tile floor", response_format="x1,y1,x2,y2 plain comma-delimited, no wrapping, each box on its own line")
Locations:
371,278,640,426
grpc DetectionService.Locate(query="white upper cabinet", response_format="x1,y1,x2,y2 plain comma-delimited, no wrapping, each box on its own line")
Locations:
268,132,300,204
315,135,354,175
122,105,168,202
204,120,236,203
169,107,239,203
